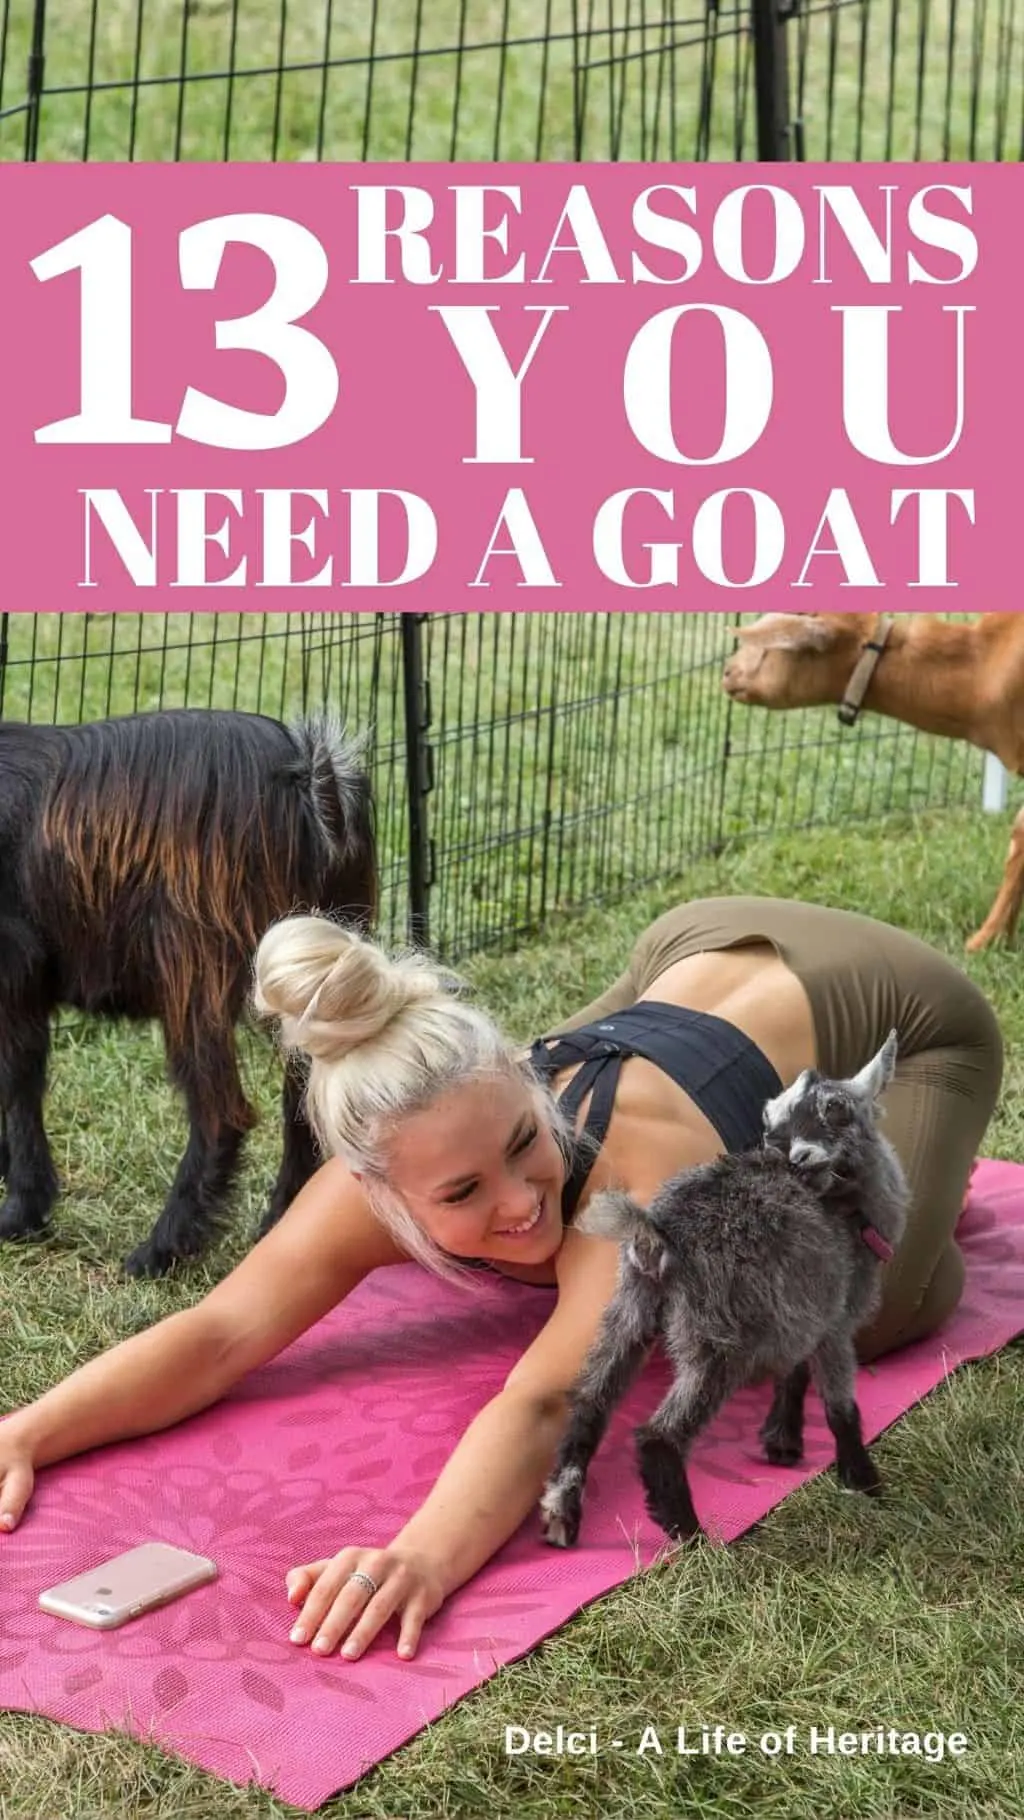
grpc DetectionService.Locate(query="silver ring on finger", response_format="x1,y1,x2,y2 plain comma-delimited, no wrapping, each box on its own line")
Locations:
347,1569,379,1598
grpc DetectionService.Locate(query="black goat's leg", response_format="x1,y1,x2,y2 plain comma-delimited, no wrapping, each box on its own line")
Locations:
258,1053,318,1237
811,1331,881,1496
760,1359,812,1466
0,1013,59,1241
636,1354,736,1541
0,1104,9,1180
539,1300,658,1548
124,1031,254,1277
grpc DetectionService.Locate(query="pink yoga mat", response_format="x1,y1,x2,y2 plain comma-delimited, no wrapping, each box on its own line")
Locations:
2,1158,1023,1809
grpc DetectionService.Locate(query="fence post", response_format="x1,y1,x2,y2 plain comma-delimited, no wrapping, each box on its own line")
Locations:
569,0,587,158
982,753,1008,814
751,0,793,160
400,612,434,948
24,0,47,161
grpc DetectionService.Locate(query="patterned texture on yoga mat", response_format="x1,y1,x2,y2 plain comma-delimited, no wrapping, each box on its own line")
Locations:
1,1158,1022,1809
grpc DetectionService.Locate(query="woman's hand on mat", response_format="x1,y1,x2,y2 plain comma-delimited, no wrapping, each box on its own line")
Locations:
0,1436,36,1531
285,1546,446,1661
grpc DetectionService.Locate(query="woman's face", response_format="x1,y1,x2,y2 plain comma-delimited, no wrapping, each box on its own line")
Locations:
383,1073,567,1265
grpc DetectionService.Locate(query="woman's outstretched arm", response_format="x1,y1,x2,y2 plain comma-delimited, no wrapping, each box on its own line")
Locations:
0,1160,405,1529
283,1227,623,1660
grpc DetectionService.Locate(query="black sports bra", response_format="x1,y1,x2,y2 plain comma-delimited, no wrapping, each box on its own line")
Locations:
529,1000,783,1221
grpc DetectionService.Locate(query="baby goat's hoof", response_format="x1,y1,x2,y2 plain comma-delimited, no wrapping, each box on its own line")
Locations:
760,1426,804,1468
636,1432,701,1542
539,1469,584,1548
643,1494,702,1542
837,1457,883,1497
647,1503,701,1543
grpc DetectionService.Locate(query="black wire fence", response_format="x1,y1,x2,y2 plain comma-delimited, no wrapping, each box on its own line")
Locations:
0,1,1014,955
1,0,1021,163
0,609,987,958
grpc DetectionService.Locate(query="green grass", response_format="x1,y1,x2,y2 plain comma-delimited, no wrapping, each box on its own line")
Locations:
1,809,1022,1819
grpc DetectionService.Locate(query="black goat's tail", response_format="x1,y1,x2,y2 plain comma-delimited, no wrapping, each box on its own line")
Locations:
289,715,378,929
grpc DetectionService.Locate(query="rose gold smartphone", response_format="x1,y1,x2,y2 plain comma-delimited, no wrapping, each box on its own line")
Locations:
38,1542,218,1629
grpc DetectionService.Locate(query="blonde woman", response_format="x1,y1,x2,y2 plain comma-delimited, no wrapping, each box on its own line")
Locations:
0,899,1002,1662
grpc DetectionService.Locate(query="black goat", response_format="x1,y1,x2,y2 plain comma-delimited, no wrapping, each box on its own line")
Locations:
540,1034,908,1546
0,708,375,1276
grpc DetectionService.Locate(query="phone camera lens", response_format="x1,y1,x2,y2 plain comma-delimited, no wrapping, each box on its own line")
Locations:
96,1586,112,1595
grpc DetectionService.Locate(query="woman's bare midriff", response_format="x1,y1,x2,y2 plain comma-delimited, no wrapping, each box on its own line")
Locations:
498,943,819,1286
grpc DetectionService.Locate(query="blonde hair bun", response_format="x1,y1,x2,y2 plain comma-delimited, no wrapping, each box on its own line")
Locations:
253,915,446,1063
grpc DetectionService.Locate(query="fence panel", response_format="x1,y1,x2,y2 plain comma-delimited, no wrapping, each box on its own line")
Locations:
423,612,730,954
3,0,1019,167
422,611,987,956
1,2,751,165
788,0,1024,160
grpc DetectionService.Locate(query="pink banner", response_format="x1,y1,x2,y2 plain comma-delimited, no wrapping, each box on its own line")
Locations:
0,163,1018,612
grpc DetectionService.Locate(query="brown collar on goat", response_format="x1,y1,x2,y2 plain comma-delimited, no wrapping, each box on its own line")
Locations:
837,615,895,727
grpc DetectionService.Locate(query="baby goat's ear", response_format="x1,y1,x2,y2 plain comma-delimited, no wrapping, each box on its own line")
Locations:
575,1188,646,1243
762,1069,813,1130
849,1028,899,1103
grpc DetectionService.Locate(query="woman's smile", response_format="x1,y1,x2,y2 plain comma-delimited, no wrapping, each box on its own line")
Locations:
494,1199,544,1238
490,1190,557,1246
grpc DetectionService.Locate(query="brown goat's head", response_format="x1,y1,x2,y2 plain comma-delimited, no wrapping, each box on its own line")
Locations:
722,614,876,709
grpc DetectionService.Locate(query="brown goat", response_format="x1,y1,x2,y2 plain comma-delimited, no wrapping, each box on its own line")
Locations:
722,613,1024,952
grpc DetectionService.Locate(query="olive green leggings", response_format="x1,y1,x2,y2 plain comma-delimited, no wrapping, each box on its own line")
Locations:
558,897,1004,1364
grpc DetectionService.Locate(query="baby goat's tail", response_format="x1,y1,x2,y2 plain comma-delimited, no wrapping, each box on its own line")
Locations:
577,1188,675,1282
575,1188,645,1242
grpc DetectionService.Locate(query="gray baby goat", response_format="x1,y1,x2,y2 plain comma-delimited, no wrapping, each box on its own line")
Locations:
540,1032,908,1547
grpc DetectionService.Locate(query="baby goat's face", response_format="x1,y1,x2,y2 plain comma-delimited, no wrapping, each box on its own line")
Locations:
762,1069,872,1181
761,1034,897,1178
